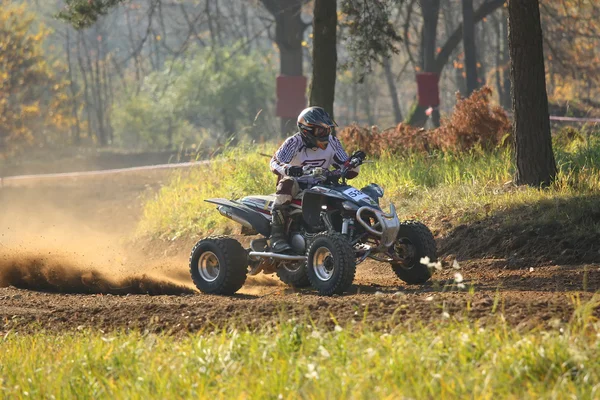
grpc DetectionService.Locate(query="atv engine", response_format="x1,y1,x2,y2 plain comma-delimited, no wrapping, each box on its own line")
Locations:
289,231,319,253
289,233,306,253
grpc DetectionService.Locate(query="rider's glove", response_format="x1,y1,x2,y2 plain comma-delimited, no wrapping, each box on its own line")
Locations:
285,165,304,177
352,150,367,163
345,150,367,169
323,169,341,182
327,169,342,178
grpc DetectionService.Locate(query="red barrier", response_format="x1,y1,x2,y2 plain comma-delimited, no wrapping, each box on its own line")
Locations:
416,73,440,107
276,75,307,118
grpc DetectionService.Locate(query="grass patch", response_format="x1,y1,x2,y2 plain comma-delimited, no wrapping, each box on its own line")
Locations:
1,307,600,399
137,146,276,240
138,136,600,262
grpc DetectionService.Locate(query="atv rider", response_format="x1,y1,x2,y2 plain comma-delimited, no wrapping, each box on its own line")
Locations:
269,106,365,253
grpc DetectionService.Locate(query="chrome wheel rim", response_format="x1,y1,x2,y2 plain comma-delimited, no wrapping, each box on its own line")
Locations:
313,247,334,281
198,251,220,282
283,262,303,273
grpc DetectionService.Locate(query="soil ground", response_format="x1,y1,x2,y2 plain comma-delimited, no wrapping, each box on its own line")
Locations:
0,168,598,334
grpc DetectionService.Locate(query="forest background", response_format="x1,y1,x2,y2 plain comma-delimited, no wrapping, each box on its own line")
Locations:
1,0,599,159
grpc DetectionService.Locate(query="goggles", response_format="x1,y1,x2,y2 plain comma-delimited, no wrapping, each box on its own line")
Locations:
313,126,332,138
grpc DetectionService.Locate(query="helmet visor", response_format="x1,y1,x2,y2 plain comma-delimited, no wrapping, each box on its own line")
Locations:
313,126,331,138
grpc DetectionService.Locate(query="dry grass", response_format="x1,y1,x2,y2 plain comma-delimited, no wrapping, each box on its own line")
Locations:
1,301,600,399
338,86,511,155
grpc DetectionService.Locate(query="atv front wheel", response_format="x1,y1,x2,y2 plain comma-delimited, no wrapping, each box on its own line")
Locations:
277,262,310,288
306,232,356,296
390,221,437,284
189,236,248,295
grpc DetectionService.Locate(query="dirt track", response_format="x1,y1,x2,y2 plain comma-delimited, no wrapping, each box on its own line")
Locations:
1,168,599,334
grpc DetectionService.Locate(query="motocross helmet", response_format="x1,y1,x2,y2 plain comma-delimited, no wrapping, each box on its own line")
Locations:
297,106,337,150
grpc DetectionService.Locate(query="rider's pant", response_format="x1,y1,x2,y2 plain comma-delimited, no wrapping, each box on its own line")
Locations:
274,176,301,206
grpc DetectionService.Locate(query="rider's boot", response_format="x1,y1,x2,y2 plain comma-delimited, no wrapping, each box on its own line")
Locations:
269,205,291,253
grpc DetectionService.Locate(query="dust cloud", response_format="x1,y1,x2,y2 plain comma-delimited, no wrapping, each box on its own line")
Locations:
0,176,195,295
0,252,194,295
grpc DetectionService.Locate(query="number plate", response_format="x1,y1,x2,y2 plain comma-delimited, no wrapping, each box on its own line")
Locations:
343,188,371,202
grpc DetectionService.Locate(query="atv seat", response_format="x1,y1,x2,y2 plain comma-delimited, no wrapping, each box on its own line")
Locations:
241,194,303,215
240,195,276,215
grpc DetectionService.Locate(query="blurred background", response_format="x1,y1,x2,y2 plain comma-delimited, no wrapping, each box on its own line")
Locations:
1,0,598,173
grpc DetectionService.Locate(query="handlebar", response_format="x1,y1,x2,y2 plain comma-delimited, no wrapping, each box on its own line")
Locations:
301,154,364,184
348,157,362,169
302,166,329,180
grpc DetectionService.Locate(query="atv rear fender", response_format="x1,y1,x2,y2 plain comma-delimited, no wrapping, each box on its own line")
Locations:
205,198,271,237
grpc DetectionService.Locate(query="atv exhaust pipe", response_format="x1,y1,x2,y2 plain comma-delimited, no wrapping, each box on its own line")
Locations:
248,252,307,261
218,206,254,230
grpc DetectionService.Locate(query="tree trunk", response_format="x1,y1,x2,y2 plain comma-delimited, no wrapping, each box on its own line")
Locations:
508,0,556,187
363,77,375,126
76,32,93,141
383,57,403,124
493,12,503,102
352,79,358,122
407,0,440,127
407,0,440,126
421,0,441,73
277,7,304,133
309,0,337,117
65,28,81,144
405,0,505,126
476,13,487,87
91,29,108,146
462,0,478,95
441,1,465,96
500,11,512,110
261,0,307,135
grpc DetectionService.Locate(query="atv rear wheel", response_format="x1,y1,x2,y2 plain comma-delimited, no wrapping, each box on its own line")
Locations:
306,232,356,296
189,236,248,295
390,221,437,285
277,262,310,288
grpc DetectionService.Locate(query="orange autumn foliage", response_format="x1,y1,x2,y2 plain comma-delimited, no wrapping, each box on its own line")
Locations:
0,1,76,155
338,87,511,155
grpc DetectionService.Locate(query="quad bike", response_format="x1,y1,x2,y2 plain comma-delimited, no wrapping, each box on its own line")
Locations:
189,152,437,296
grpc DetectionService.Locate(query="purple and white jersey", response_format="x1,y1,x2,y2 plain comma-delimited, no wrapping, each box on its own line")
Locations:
270,133,359,184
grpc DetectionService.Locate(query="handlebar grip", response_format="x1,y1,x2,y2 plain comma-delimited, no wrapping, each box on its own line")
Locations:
349,157,361,168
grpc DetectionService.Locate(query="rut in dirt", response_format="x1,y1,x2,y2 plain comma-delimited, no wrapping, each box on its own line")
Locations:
0,254,195,295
